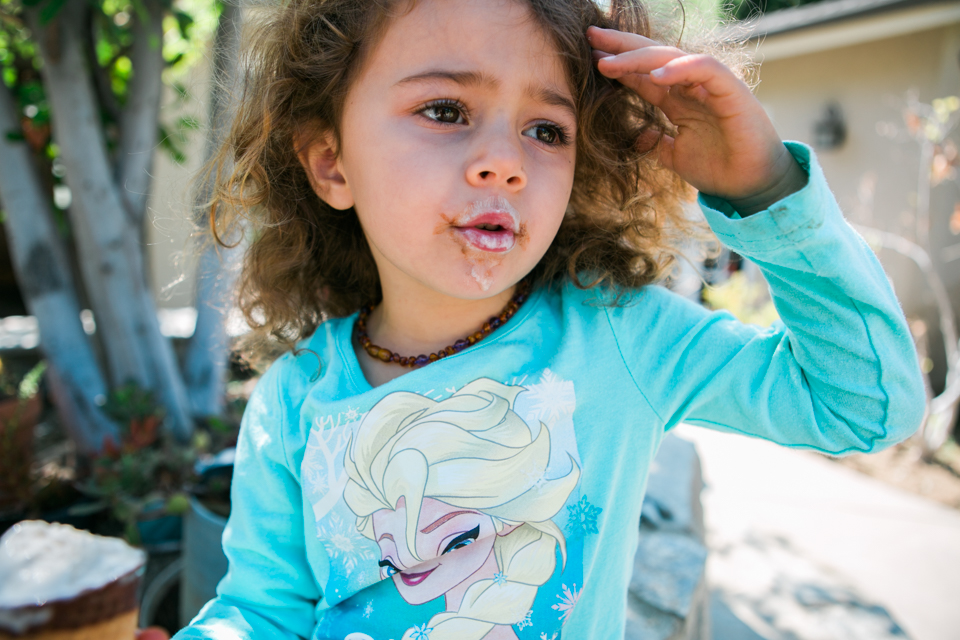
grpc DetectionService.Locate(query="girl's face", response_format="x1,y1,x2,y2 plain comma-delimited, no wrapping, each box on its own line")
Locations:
372,497,498,605
309,0,577,299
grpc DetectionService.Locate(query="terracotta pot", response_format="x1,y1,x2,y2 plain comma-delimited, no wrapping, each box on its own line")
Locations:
0,395,42,512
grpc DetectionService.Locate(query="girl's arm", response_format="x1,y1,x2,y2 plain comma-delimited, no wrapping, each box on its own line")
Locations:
589,27,925,452
607,141,925,452
173,363,321,640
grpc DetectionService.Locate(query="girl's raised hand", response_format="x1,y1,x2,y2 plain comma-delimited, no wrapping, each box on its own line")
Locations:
587,26,806,214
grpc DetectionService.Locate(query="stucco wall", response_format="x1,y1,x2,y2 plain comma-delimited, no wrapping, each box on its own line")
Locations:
145,59,212,310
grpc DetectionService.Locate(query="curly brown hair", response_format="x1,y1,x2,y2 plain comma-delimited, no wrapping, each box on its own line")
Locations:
207,0,742,360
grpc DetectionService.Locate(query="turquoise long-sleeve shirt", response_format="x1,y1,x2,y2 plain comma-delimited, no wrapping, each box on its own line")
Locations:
172,143,924,640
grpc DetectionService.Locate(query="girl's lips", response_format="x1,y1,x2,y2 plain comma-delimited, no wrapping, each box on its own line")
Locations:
454,227,516,252
399,566,436,587
453,212,518,253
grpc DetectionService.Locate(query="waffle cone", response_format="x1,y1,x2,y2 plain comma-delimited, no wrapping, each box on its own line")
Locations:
0,610,138,640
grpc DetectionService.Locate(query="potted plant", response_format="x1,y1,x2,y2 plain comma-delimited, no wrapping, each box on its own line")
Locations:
74,384,198,546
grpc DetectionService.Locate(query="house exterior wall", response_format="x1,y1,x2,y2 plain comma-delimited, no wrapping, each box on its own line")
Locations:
754,21,960,387
145,59,211,310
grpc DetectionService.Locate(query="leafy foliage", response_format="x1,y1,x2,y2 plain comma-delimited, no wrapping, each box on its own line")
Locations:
76,380,242,543
0,0,218,230
726,0,830,21
702,270,780,326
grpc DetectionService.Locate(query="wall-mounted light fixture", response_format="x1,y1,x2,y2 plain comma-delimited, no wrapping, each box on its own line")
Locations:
813,102,847,150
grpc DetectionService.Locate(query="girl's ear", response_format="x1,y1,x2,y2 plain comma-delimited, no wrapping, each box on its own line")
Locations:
296,131,355,210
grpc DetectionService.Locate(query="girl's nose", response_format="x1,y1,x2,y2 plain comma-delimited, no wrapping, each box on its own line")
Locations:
465,125,527,191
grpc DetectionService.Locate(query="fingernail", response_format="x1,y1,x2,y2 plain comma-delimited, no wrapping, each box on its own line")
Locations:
651,68,665,78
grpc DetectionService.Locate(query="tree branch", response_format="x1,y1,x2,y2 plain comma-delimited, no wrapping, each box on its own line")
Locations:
0,81,118,453
82,7,122,127
117,0,164,222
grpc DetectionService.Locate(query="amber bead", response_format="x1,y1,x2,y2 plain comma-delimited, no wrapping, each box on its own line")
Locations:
354,279,530,368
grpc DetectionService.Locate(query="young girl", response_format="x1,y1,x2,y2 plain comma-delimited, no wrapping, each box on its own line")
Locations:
174,0,925,638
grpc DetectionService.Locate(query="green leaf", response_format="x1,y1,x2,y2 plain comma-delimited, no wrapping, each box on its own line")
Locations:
17,361,46,400
38,0,69,24
177,115,201,130
4,130,25,142
173,10,194,38
165,492,190,515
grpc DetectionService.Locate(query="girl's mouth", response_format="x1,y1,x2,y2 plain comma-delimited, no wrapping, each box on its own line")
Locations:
399,566,436,587
450,207,519,253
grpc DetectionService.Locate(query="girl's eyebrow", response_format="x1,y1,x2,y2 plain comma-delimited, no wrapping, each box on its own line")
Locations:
420,510,477,533
395,69,494,89
396,70,576,119
529,85,577,120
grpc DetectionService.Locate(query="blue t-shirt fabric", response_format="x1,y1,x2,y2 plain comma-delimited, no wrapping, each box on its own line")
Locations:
173,143,925,640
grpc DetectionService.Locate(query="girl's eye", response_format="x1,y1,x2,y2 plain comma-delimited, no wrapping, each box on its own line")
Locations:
421,103,466,125
441,525,480,555
523,123,569,146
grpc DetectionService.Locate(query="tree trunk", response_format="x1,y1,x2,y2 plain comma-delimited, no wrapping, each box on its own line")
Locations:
183,1,244,418
28,0,193,440
0,83,118,453
117,0,165,223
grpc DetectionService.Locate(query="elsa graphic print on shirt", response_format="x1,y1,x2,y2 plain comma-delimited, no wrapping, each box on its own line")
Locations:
303,375,592,639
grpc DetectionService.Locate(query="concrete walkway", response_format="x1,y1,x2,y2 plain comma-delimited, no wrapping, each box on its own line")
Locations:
673,425,960,640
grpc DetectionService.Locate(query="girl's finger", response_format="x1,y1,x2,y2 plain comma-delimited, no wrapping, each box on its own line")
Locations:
595,46,686,79
655,133,677,173
610,72,670,107
586,26,658,55
648,54,738,97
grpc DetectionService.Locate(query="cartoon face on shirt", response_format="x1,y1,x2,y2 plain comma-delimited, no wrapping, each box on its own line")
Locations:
340,378,581,639
372,496,507,605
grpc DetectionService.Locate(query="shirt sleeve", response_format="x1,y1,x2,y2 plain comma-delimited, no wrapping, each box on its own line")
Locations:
605,141,926,455
172,360,321,639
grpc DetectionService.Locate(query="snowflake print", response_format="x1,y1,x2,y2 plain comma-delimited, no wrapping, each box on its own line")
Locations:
410,623,434,640
301,441,329,496
316,512,376,577
551,583,580,624
566,496,602,537
517,610,533,630
525,369,575,423
492,572,507,586
539,633,558,640
343,406,360,422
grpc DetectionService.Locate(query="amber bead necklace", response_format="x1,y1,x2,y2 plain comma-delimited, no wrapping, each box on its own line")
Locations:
356,280,531,368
